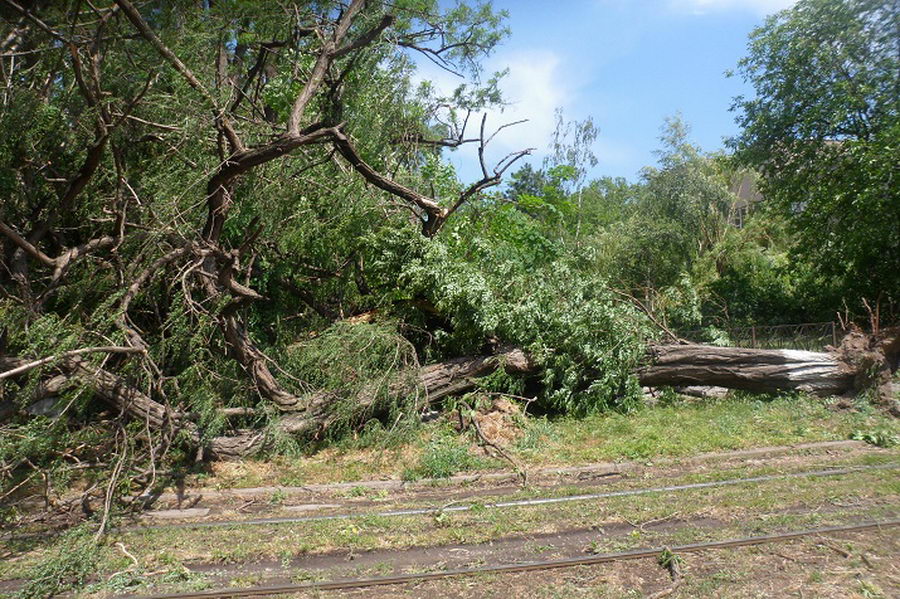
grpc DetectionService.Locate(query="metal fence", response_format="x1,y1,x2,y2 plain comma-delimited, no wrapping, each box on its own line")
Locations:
679,322,840,351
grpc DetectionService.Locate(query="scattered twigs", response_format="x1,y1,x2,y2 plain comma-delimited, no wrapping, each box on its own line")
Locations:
115,542,140,569
815,536,852,558
862,297,880,336
96,427,128,539
0,346,144,380
461,400,527,485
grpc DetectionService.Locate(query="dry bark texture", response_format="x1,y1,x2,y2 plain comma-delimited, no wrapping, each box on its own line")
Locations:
639,326,899,399
638,345,855,395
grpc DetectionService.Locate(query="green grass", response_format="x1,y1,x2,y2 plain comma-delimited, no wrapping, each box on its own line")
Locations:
105,468,898,566
402,433,500,481
526,394,894,464
201,393,900,488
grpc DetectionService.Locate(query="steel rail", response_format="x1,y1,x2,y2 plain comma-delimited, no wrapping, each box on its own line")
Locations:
129,462,899,532
130,518,900,599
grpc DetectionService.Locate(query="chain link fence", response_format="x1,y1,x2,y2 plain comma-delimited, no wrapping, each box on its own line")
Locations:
679,322,841,351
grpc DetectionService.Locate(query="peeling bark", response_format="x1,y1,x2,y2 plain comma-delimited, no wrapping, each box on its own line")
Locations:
638,345,855,395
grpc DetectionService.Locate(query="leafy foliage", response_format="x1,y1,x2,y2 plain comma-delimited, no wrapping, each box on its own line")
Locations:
14,526,107,599
730,0,900,310
378,206,652,414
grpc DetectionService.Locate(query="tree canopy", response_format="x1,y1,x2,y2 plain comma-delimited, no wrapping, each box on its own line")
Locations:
730,0,900,310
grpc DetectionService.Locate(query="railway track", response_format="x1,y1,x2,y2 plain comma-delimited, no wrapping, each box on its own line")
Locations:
129,462,900,532
129,519,900,599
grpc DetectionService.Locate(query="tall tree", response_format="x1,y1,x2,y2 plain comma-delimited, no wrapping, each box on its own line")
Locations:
544,109,598,240
730,0,900,314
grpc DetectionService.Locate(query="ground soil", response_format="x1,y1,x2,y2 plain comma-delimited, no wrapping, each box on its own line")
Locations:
315,528,900,599
2,442,897,599
130,440,873,523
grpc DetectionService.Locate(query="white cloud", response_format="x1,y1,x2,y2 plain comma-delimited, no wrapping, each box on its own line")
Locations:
480,50,569,156
413,49,573,179
668,0,797,16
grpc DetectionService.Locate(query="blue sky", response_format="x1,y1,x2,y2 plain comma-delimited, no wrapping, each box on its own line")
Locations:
416,0,797,183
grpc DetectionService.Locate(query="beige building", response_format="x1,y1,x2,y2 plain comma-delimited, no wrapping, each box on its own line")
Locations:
729,171,763,228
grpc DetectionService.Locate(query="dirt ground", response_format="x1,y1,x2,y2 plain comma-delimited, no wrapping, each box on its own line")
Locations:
2,442,898,599
310,528,900,599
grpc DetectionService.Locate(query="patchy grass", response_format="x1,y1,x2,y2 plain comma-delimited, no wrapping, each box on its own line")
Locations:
101,469,899,568
2,464,896,597
526,394,896,464
199,393,900,488
298,528,898,599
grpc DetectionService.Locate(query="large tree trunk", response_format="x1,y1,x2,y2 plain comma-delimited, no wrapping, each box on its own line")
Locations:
279,348,532,435
419,348,532,402
4,330,893,459
0,356,262,460
639,327,899,398
638,345,854,395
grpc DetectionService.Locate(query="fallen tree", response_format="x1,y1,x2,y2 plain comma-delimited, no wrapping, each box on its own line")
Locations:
637,345,854,395
3,329,897,459
1,3,896,539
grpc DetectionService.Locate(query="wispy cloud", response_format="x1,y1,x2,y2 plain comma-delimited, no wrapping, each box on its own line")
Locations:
481,50,569,157
668,0,797,16
413,48,573,178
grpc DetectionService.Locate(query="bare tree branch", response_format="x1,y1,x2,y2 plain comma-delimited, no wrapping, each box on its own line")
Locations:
287,0,365,134
332,14,394,58
0,221,55,267
0,346,145,381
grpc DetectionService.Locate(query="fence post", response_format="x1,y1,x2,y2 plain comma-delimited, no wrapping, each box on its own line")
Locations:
832,322,837,347
750,326,756,348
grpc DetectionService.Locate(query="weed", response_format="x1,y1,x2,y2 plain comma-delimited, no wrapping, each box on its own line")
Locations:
157,567,211,591
402,436,485,480
858,579,884,598
657,547,684,571
851,429,899,448
347,485,369,497
14,525,107,599
657,386,681,407
92,570,146,594
432,511,453,528
468,501,487,513
292,570,325,583
586,540,605,554
277,549,293,569
269,488,288,504
229,574,262,587
514,417,553,452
